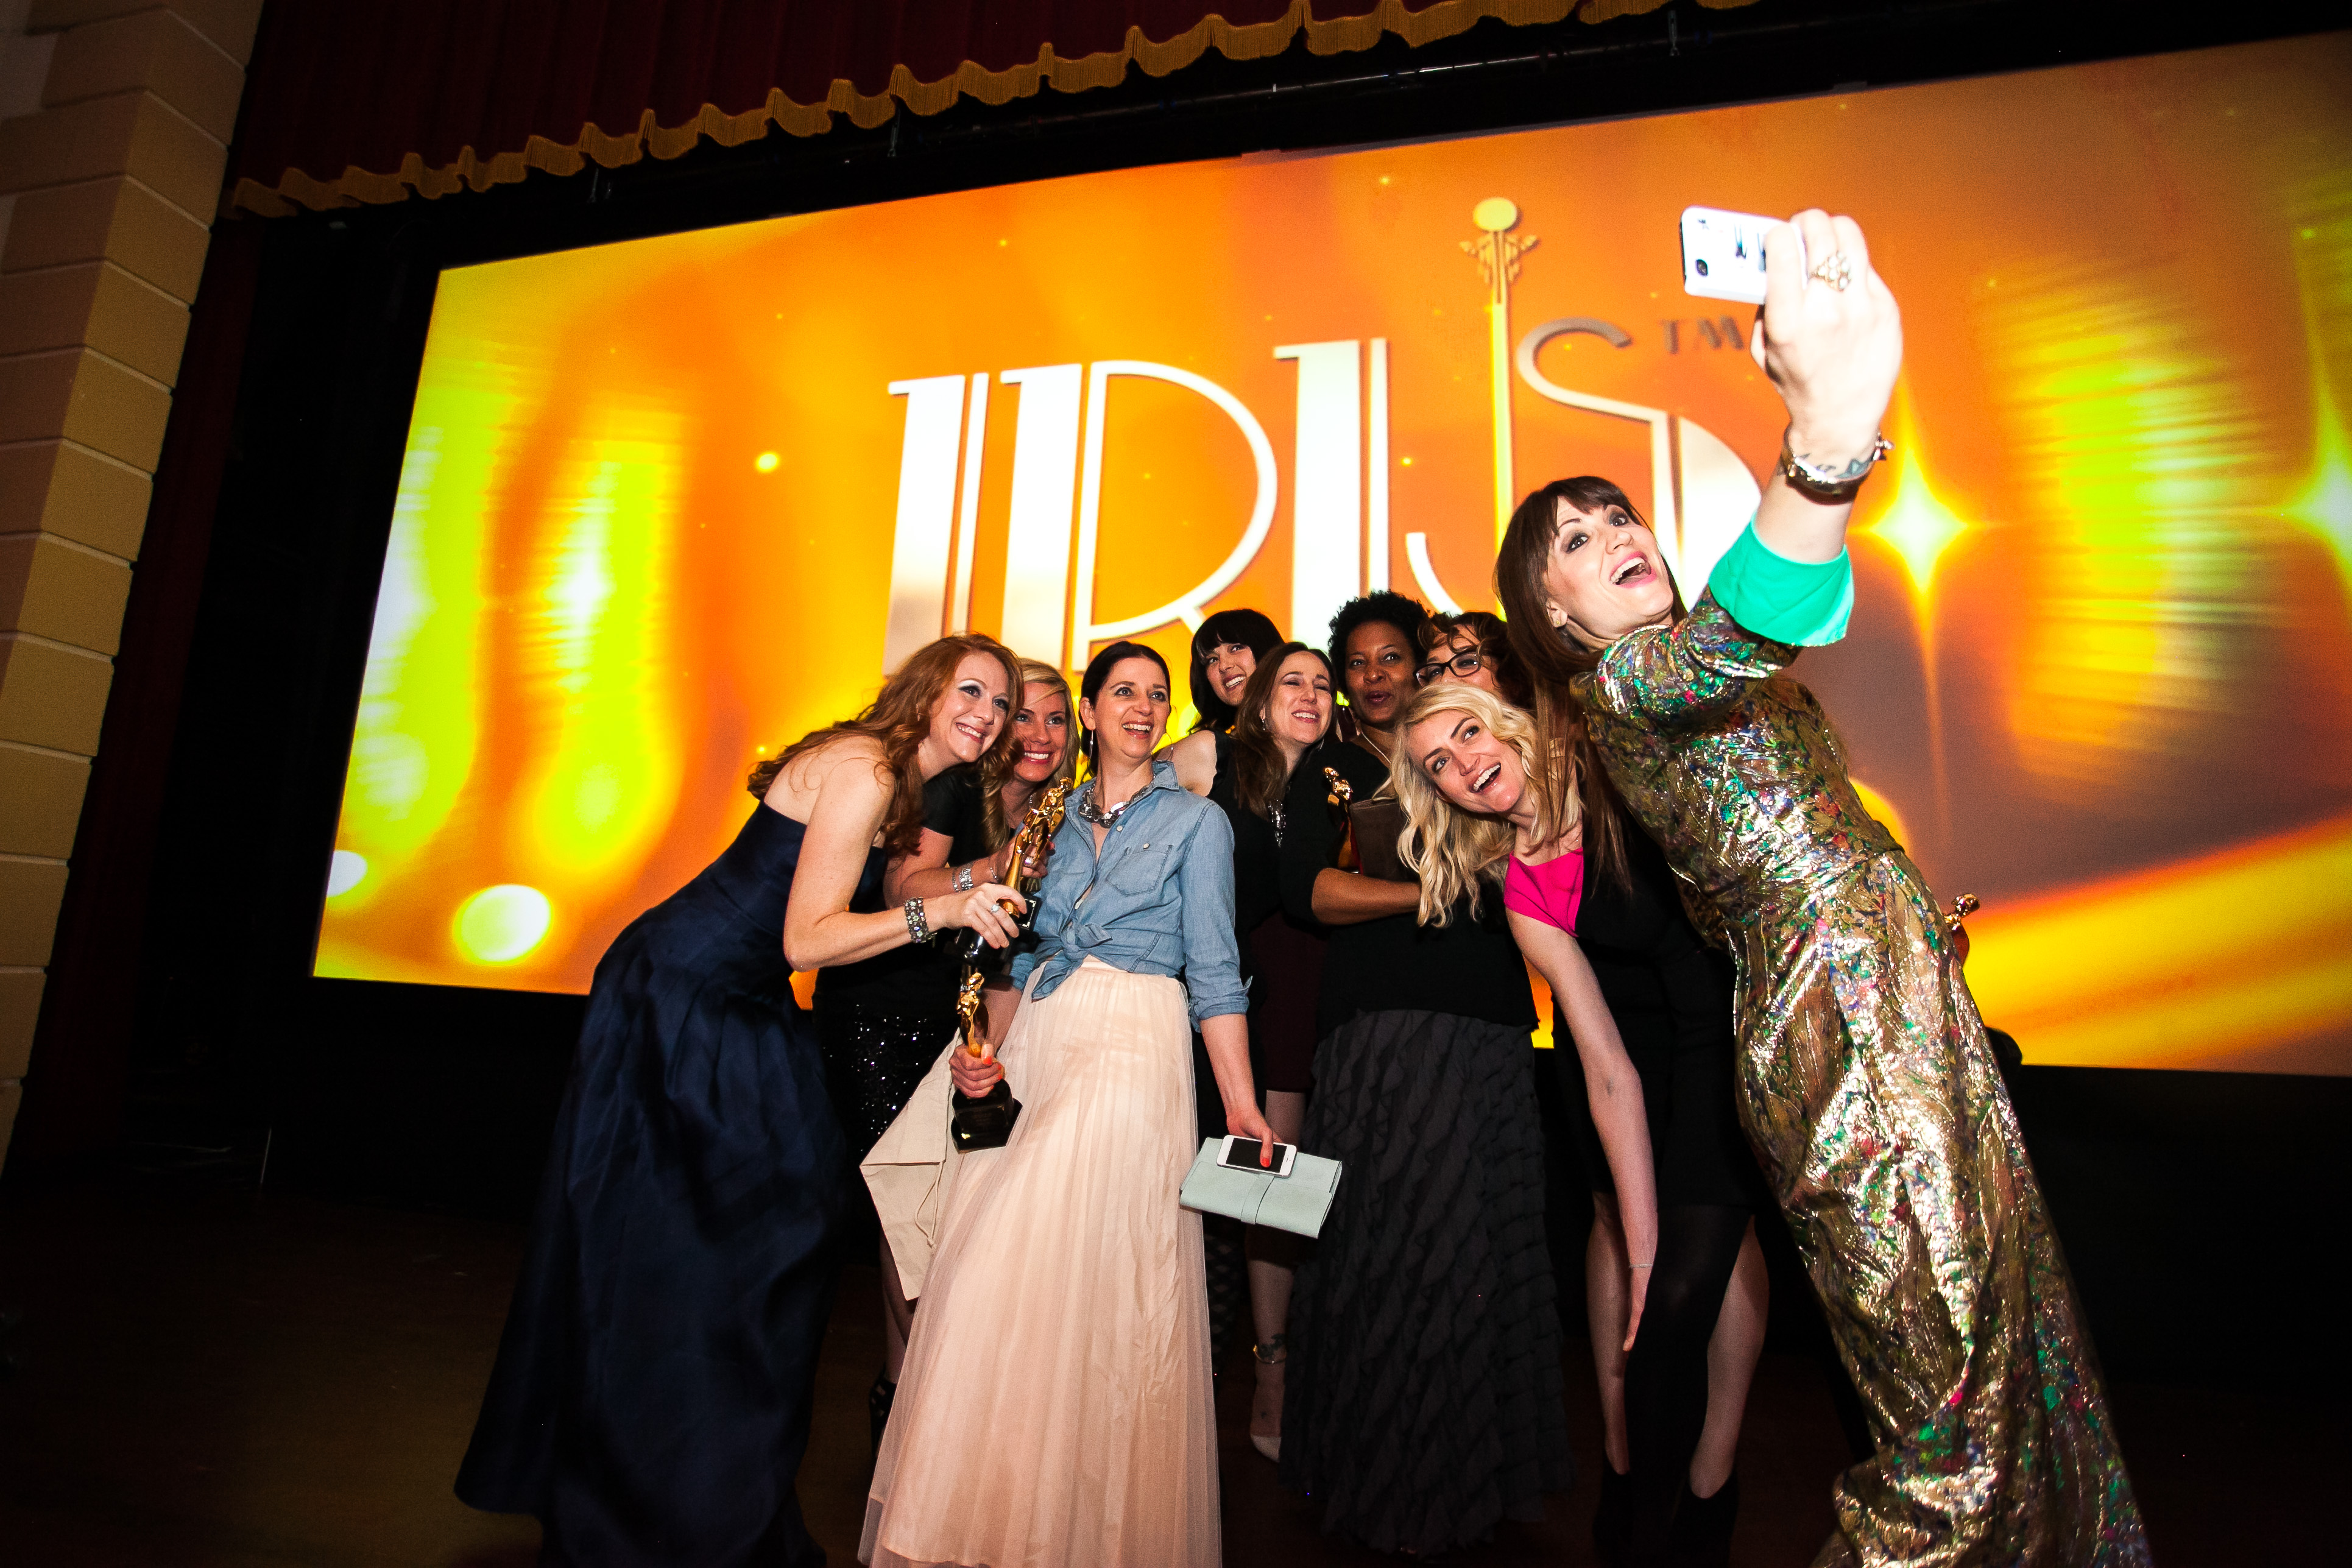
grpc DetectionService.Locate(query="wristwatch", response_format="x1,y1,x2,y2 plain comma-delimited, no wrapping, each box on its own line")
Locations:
1778,428,1891,503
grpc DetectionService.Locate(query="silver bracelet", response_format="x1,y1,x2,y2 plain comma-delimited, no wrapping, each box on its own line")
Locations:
1630,1260,1656,1270
903,898,930,943
953,862,975,892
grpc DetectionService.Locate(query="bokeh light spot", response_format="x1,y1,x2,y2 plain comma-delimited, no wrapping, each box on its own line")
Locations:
456,885,553,964
325,850,367,897
1849,779,1912,849
754,451,780,473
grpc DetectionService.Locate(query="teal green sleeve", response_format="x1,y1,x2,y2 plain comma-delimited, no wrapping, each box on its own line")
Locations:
1704,515,1854,647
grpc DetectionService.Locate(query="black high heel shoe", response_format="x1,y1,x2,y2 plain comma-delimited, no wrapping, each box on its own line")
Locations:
1667,1471,1739,1568
868,1371,897,1462
1593,1465,1634,1567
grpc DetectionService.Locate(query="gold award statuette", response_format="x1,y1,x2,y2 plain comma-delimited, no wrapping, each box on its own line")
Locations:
948,779,1070,1152
1324,766,1361,873
1944,892,1982,969
952,777,1072,964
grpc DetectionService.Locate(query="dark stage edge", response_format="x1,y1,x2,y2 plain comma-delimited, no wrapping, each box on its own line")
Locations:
0,1178,2336,1566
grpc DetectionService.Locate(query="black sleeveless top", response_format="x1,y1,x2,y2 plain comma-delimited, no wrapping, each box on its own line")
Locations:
814,766,992,1017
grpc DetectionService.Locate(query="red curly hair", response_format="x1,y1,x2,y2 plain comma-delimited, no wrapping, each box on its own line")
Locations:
747,634,1024,856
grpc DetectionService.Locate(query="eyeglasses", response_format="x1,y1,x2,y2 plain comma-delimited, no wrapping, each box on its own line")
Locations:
1414,648,1486,687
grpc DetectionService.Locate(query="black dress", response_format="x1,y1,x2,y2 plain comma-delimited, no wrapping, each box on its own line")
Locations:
1274,736,1568,1556
814,768,991,1154
1206,730,1327,1097
457,803,857,1568
1558,825,1770,1211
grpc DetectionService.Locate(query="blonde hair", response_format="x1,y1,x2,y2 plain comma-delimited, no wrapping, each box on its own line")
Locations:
981,657,1078,849
1391,682,1577,928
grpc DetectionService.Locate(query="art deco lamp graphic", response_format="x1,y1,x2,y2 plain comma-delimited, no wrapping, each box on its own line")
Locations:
1420,196,1764,610
1462,197,1539,546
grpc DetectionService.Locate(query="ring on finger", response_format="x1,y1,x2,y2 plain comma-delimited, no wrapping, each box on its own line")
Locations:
1809,251,1855,292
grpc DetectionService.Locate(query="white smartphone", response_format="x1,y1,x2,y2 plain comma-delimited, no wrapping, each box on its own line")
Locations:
1218,1134,1296,1177
1679,205,1796,304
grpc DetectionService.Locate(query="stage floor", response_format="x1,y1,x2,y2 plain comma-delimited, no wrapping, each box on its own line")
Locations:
0,1176,2326,1565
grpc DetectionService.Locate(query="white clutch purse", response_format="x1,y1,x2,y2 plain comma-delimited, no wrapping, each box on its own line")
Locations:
1177,1138,1343,1238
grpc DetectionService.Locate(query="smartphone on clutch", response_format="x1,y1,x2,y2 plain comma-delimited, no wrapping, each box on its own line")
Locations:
1218,1135,1297,1177
1679,205,1796,304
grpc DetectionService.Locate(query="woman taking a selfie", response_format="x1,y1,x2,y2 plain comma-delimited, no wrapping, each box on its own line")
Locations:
1395,681,1770,1567
815,655,1076,1453
861,641,1274,1568
1497,210,2145,1564
459,634,1031,1568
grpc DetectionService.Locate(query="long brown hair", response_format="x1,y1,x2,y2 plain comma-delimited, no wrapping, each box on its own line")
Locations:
1494,476,1679,889
1229,642,1335,819
981,658,1077,850
746,634,1023,857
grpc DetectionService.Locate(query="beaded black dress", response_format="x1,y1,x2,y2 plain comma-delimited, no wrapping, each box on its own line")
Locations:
456,803,862,1567
815,768,990,1154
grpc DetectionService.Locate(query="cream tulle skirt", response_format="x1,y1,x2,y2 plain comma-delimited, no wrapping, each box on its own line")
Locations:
860,958,1219,1568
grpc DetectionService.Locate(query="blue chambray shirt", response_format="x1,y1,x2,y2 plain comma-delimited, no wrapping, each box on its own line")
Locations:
1005,759,1247,1025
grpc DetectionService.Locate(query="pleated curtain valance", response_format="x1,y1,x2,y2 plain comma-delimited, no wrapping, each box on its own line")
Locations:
229,0,1759,216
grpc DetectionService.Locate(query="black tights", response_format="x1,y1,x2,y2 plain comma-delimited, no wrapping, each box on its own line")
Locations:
1622,1202,1751,1550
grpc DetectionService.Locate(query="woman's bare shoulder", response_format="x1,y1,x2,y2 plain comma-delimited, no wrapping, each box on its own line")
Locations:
770,733,892,813
1167,728,1221,795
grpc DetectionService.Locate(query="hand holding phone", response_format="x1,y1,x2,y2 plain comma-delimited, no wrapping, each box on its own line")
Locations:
1679,205,1791,306
1218,1134,1296,1177
1679,205,1901,445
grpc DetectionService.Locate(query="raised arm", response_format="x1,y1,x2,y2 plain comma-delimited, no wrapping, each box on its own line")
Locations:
1751,209,1903,567
1510,909,1658,1350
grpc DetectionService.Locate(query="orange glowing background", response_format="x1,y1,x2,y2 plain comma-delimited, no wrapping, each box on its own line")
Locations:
316,37,2352,1075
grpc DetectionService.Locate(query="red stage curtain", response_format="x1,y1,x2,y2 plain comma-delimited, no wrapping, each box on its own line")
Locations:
229,0,1757,216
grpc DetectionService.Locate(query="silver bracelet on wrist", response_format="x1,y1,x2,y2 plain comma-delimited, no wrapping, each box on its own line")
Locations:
953,862,975,892
1778,426,1892,503
903,898,930,943
1630,1260,1656,1270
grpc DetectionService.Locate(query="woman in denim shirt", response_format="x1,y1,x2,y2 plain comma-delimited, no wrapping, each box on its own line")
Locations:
861,641,1275,1568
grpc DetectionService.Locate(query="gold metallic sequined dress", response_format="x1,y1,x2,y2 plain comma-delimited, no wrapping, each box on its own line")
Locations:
1577,594,2149,1568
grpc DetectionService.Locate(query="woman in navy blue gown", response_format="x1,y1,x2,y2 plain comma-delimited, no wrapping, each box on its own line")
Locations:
457,633,1033,1567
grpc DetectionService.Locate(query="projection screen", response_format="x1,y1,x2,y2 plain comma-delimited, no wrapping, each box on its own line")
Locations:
314,35,2352,1075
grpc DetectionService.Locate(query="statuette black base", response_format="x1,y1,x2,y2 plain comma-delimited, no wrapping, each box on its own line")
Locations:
950,1081,1022,1152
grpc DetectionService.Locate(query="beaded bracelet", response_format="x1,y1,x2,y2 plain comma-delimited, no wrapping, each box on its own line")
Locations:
903,898,930,943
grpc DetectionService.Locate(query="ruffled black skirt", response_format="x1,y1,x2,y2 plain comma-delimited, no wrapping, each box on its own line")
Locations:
1280,1008,1570,1554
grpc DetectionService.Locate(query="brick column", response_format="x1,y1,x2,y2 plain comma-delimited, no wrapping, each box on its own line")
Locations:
0,0,261,1169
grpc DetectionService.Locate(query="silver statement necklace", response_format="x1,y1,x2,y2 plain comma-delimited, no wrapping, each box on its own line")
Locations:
1070,782,1134,829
